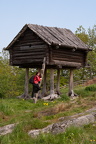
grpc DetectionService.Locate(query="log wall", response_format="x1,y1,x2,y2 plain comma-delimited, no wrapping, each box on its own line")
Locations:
52,47,86,67
9,28,48,66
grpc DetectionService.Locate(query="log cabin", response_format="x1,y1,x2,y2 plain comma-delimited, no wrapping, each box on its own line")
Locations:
5,24,90,100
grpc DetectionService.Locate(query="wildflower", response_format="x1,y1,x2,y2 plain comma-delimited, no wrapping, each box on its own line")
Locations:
43,103,48,106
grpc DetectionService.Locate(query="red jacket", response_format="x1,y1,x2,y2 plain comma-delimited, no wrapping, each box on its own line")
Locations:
34,75,41,84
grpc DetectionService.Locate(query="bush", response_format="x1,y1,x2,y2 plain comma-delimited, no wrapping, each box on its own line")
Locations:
75,88,91,98
85,85,96,91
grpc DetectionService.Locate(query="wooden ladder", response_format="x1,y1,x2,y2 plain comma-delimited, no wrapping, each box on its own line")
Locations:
34,57,46,103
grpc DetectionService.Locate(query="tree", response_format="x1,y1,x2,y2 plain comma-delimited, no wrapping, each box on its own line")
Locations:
75,25,96,81
0,51,25,98
75,25,89,44
88,25,96,49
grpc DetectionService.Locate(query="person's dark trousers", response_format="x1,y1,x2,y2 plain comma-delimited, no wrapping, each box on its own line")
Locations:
32,84,41,98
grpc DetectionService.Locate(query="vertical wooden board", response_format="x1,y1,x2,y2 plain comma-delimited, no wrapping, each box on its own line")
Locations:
42,68,47,97
50,69,54,95
24,68,29,97
68,69,74,96
56,69,60,94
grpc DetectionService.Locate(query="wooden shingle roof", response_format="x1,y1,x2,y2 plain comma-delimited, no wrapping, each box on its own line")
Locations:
6,24,89,50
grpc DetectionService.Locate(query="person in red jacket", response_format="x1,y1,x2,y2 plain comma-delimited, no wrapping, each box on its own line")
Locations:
32,72,42,98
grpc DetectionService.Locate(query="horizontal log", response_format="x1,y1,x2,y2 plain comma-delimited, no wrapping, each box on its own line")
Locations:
53,56,84,61
52,56,83,63
14,39,44,45
20,45,47,50
13,51,46,57
13,41,47,49
20,41,46,46
19,39,44,45
12,48,46,54
53,58,83,64
52,49,83,56
13,55,45,60
52,49,83,57
13,59,43,64
53,53,83,59
53,60,81,67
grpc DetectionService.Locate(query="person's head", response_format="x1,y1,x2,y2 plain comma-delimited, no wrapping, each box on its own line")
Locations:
36,72,40,76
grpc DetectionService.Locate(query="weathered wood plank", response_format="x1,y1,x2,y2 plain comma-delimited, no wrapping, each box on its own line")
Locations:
13,51,46,57
53,60,81,67
52,56,83,63
19,45,47,50
42,68,47,97
20,41,46,46
56,69,60,94
13,55,45,60
12,48,45,53
13,59,43,64
25,68,29,98
50,69,54,95
52,48,84,56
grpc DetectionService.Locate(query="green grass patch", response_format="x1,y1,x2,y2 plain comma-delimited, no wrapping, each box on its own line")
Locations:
0,85,96,143
85,84,96,91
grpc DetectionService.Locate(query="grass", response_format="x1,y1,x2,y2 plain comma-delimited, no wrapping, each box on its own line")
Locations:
0,84,96,143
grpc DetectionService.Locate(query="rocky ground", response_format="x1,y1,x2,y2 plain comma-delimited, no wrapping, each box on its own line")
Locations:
0,107,96,137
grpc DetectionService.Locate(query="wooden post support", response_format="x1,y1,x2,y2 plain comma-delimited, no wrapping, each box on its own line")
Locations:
42,68,47,97
39,57,46,87
24,68,29,98
68,69,74,97
56,69,60,95
50,69,54,95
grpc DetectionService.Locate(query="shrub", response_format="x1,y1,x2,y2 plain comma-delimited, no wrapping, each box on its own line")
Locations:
85,85,96,91
75,88,91,98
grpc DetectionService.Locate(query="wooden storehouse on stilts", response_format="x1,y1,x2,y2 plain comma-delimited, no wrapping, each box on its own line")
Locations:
5,24,90,100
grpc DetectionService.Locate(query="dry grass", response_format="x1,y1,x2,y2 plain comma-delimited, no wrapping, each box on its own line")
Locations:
33,95,96,120
0,112,10,122
33,102,75,118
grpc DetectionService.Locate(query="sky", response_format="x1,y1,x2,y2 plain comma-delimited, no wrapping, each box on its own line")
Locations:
0,0,96,52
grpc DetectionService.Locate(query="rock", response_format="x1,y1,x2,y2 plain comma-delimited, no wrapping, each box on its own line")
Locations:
51,113,96,134
0,124,16,136
42,94,60,101
28,112,96,137
28,124,53,137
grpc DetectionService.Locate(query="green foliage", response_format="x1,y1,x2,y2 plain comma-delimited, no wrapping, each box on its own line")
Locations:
0,51,37,98
75,25,89,44
75,87,91,98
85,84,96,91
75,25,96,80
60,93,70,101
0,55,25,98
88,25,96,48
